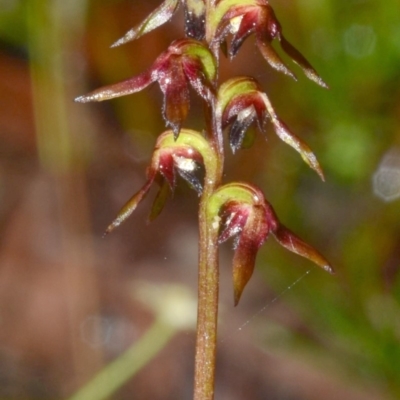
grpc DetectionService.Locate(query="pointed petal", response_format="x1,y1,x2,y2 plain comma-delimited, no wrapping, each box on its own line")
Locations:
104,176,155,235
279,35,328,88
273,224,334,274
274,119,324,180
148,179,171,221
111,0,180,47
233,234,258,306
75,70,154,103
259,93,324,180
256,39,297,81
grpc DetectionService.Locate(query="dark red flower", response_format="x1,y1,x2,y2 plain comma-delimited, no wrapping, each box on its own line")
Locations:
216,77,324,179
208,182,333,305
105,129,216,234
211,0,328,88
75,39,216,138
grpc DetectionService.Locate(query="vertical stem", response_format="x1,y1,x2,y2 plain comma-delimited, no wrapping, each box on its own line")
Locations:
194,180,220,400
193,0,224,388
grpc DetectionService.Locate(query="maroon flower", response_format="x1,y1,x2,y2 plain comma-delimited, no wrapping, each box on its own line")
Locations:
208,182,333,305
75,39,216,138
211,0,328,88
105,129,216,234
216,77,324,179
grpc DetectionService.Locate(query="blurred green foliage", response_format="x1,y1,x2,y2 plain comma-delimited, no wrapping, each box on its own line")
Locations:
257,1,400,398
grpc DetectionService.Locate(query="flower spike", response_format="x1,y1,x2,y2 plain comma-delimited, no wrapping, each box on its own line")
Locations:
75,39,217,138
216,77,324,180
211,0,328,88
207,182,332,305
105,129,217,235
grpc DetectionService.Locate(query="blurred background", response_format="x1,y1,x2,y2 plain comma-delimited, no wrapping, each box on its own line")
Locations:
1,0,400,399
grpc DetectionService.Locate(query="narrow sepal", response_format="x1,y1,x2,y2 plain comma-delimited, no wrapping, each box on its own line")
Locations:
256,39,297,81
111,0,180,47
148,180,171,222
229,204,267,306
259,92,324,180
74,71,154,103
232,233,258,306
273,119,324,180
279,35,329,89
104,176,155,235
272,224,334,274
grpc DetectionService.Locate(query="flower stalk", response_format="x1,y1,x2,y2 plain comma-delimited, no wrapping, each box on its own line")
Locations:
75,1,333,399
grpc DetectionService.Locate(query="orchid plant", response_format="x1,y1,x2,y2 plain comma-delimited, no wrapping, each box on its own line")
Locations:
76,1,333,399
